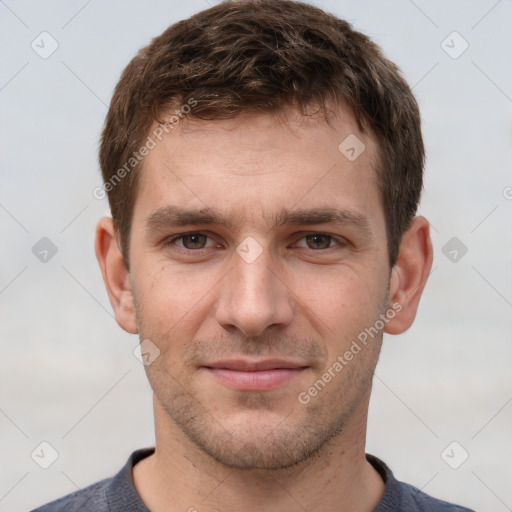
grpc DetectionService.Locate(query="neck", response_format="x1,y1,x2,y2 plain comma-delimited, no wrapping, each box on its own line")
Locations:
133,392,385,512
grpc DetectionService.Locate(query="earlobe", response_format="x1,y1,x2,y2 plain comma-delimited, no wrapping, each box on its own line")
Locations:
384,216,433,335
95,217,138,334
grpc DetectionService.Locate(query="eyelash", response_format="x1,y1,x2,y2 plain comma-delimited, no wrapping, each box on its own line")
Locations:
164,231,347,254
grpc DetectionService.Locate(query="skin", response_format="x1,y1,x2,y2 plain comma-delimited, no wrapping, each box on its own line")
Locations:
96,106,433,512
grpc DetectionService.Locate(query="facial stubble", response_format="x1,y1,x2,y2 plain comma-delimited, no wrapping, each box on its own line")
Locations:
133,290,387,471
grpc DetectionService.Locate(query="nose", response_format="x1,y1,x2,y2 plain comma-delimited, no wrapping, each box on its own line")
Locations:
214,242,295,337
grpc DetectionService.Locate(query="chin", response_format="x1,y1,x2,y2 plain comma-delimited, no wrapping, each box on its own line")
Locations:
171,397,344,470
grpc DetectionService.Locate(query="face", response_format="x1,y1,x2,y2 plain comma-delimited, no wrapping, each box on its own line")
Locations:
127,108,392,470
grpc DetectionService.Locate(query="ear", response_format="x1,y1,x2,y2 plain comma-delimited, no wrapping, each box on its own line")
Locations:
384,216,433,335
95,217,138,334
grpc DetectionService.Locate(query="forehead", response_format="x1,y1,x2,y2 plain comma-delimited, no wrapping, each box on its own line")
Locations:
134,107,382,232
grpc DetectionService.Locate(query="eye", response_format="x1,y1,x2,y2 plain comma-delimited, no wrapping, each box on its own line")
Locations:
167,232,215,250
295,233,345,250
164,231,347,254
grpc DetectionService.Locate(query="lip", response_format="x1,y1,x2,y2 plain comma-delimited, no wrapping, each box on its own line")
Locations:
205,359,307,372
203,359,308,391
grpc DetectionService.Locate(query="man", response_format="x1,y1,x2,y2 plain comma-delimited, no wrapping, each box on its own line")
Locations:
33,0,475,510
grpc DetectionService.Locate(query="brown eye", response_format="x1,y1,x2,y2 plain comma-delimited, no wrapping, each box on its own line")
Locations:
304,234,334,250
169,233,212,250
180,233,208,249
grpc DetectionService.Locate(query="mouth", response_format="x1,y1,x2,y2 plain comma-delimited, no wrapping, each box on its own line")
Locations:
202,359,309,391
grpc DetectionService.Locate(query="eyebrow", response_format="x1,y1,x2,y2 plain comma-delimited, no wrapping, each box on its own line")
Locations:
145,205,373,237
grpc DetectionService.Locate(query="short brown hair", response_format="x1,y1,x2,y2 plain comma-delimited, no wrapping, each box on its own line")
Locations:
99,0,424,268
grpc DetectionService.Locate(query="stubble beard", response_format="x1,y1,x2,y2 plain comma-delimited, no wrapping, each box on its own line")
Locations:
134,296,386,471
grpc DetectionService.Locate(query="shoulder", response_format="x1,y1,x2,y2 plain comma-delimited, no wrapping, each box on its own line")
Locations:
30,448,154,512
30,477,111,512
368,454,476,512
399,481,476,511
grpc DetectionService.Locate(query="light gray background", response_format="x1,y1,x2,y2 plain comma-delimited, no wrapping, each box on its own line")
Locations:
1,1,511,511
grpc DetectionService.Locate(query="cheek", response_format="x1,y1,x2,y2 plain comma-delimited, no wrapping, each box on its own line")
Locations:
134,263,221,340
292,265,384,336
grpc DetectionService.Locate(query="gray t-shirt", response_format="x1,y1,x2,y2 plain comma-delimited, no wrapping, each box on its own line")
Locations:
31,448,475,511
